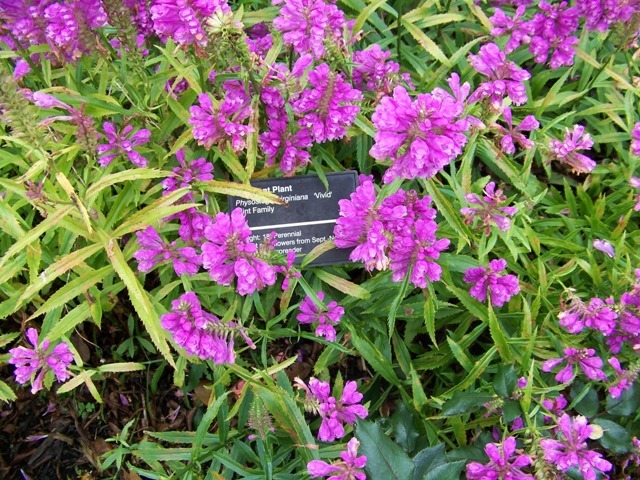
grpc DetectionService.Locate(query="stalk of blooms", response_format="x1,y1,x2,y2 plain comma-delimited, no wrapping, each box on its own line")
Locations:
274,250,300,290
467,43,531,110
558,294,617,335
607,357,637,399
245,23,273,58
97,121,151,167
352,44,412,95
466,436,535,480
379,189,437,235
370,85,469,183
575,0,637,32
334,177,388,271
161,291,249,363
540,414,613,480
201,208,277,295
494,107,539,154
258,119,313,175
296,377,368,442
175,209,214,245
297,292,344,341
489,6,532,54
272,0,349,60
189,81,254,151
630,176,640,211
133,226,201,276
542,348,607,383
460,182,518,234
150,0,230,47
463,259,520,307
8,328,74,394
307,437,367,480
549,125,595,174
525,1,579,69
292,63,362,143
161,148,214,193
632,122,640,156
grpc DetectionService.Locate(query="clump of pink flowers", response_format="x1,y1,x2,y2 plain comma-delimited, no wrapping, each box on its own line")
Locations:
297,292,345,341
540,414,613,480
9,328,74,394
542,348,607,383
97,121,152,168
493,107,539,154
161,149,214,193
460,182,518,234
526,1,579,69
632,123,640,156
134,226,201,276
150,0,230,47
352,44,412,96
466,436,534,480
308,437,367,480
161,291,251,364
296,377,368,442
201,208,277,295
463,258,520,307
558,293,617,335
549,125,596,174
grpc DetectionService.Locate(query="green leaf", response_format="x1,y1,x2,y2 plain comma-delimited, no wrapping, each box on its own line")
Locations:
412,444,446,480
349,328,402,387
488,304,512,362
97,362,146,373
353,0,388,33
314,270,370,299
192,392,231,461
200,180,286,205
606,382,640,416
45,303,92,341
592,419,633,454
401,20,451,67
0,380,17,403
85,168,169,202
357,419,415,480
421,180,471,247
100,231,175,367
387,273,411,338
493,364,517,397
423,460,466,480
441,391,495,416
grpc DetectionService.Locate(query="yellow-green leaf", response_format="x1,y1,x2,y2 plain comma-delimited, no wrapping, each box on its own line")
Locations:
314,270,370,299
200,180,286,205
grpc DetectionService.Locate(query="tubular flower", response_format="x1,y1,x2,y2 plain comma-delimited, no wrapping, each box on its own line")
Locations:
201,208,277,295
549,125,595,174
297,292,345,341
292,63,362,143
575,0,637,32
161,291,250,363
467,43,531,109
307,437,367,480
540,414,613,480
460,181,518,234
133,226,202,276
9,328,74,394
161,148,214,193
334,176,388,271
370,85,469,183
352,44,412,95
607,357,637,399
542,348,607,383
150,0,230,47
272,0,349,59
558,294,617,335
489,6,532,53
494,107,539,154
463,258,520,307
525,1,579,69
97,121,151,167
466,437,535,480
258,119,313,175
632,122,640,156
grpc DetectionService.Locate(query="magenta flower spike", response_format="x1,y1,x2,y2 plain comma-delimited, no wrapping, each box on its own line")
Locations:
558,295,617,335
592,239,615,258
495,107,539,154
631,123,640,156
576,0,637,32
460,182,518,234
463,259,520,307
133,226,202,276
8,328,74,394
150,0,230,47
542,348,607,383
525,1,579,69
607,357,637,399
201,208,277,295
489,6,532,54
467,43,531,109
307,437,367,480
466,436,535,480
352,44,412,95
274,250,301,290
297,292,345,341
540,414,613,480
549,125,596,174
161,148,214,193
258,120,313,175
97,122,152,167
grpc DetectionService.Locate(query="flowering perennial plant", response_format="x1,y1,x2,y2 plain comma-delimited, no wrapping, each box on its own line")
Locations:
463,258,520,307
460,182,518,234
97,121,151,167
493,107,539,154
133,226,201,276
8,329,74,395
307,437,367,480
549,124,595,174
465,436,534,480
542,348,607,383
297,292,345,341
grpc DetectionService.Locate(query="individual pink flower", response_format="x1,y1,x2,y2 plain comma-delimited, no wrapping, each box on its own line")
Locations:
494,107,539,154
161,149,214,193
489,6,532,53
307,437,367,480
607,357,637,399
8,328,74,394
592,239,615,258
558,295,617,335
370,85,469,183
460,182,518,234
379,189,437,235
97,122,152,167
525,1,579,69
542,348,607,383
272,0,349,59
133,226,201,276
161,291,249,363
297,378,368,443
632,122,640,156
150,0,230,47
540,414,613,480
466,436,534,480
468,43,531,109
292,63,362,143
549,125,595,174
201,208,277,295
334,177,388,271
175,209,214,245
245,22,273,57
274,250,300,290
542,395,568,421
463,259,520,307
13,59,31,80
297,292,344,341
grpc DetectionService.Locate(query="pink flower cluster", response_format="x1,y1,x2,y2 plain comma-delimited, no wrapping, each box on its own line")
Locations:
97,122,151,168
9,328,74,394
460,182,518,234
494,107,539,154
542,347,607,383
161,291,249,363
334,178,450,289
352,44,412,96
308,437,367,480
466,437,534,480
297,377,368,443
134,226,201,276
150,0,230,47
463,259,520,307
549,125,595,174
297,292,345,341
